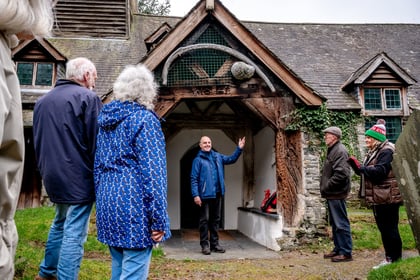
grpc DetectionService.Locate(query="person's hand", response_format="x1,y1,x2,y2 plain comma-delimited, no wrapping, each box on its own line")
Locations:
151,230,165,242
194,196,202,207
238,137,246,149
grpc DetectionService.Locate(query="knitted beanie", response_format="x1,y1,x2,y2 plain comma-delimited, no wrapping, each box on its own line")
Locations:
365,120,386,142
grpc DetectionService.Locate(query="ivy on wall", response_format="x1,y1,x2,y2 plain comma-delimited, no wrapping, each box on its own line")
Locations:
285,103,363,160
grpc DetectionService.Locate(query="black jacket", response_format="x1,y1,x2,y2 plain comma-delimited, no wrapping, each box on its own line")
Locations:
320,141,351,199
33,79,102,204
359,141,402,205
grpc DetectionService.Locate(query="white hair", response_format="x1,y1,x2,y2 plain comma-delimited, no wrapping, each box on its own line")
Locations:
0,0,53,36
66,57,96,81
113,64,158,110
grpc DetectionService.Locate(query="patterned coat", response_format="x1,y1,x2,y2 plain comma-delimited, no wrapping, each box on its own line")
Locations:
94,100,171,249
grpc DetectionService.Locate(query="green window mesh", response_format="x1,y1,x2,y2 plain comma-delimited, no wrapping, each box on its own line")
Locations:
166,27,234,87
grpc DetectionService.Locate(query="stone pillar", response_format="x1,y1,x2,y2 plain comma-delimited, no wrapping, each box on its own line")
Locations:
392,109,420,254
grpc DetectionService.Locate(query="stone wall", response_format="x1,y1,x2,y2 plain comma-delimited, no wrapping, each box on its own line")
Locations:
299,134,328,241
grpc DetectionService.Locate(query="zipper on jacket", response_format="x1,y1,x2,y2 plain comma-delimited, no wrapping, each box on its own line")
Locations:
201,181,206,194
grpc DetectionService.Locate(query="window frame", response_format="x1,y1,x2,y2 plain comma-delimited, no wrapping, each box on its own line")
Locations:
16,61,55,88
362,86,403,114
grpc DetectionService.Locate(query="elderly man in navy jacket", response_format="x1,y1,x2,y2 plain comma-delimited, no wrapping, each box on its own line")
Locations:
191,136,245,255
33,57,102,280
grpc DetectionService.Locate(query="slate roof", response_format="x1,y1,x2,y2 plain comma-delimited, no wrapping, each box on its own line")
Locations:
47,13,420,110
244,22,420,109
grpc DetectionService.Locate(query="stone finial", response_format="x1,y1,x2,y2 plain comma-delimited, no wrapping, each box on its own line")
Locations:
206,0,214,11
231,61,255,80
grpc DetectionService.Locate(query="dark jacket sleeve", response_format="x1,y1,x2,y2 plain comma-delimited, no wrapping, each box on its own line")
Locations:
320,142,351,198
85,93,102,162
327,148,350,192
359,149,393,184
221,147,242,165
190,158,201,198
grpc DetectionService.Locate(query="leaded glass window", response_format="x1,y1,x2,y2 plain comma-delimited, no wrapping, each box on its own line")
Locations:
365,117,402,143
384,89,401,109
17,63,34,85
364,88,382,110
16,62,54,87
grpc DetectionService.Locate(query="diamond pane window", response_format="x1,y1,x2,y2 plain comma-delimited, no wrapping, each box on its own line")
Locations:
17,63,34,85
35,63,53,86
364,88,382,110
384,89,401,109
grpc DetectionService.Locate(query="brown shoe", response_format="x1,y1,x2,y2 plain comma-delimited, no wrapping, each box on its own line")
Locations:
331,254,353,262
323,251,338,259
35,275,57,280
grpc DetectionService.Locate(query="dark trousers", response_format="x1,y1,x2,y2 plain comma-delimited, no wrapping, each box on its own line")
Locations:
199,193,222,248
373,203,402,262
327,199,353,256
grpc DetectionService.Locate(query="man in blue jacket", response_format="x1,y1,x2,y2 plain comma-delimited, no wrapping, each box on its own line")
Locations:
191,136,245,255
33,57,102,280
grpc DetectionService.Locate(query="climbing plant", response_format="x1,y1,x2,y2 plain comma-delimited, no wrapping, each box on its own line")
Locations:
285,103,364,160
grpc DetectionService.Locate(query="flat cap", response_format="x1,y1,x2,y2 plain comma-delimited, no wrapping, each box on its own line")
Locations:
322,126,342,138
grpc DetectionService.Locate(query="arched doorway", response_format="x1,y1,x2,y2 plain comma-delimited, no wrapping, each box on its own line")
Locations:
180,145,225,229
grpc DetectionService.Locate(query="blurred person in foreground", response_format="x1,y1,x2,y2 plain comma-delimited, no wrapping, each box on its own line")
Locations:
94,64,171,280
33,57,102,280
348,120,403,269
0,1,53,279
320,126,353,262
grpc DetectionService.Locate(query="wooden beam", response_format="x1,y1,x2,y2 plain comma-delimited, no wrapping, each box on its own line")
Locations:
154,99,178,118
275,129,302,226
212,4,323,106
142,1,208,70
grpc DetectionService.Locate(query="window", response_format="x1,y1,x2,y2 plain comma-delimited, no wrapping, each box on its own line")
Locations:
364,87,401,111
17,62,54,87
365,117,402,143
384,89,401,109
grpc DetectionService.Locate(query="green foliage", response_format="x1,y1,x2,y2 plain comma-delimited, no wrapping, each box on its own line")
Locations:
349,207,415,250
286,103,363,159
138,0,170,15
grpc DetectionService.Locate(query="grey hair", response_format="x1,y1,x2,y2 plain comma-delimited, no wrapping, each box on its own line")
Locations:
66,57,96,81
113,64,158,110
0,0,53,36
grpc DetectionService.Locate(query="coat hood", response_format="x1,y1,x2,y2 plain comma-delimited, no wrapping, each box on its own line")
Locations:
98,100,144,131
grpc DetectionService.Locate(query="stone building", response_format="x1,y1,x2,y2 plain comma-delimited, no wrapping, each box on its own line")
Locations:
13,0,420,250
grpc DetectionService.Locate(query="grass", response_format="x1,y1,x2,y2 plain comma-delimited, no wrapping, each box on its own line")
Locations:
13,205,419,279
367,256,420,280
349,206,416,250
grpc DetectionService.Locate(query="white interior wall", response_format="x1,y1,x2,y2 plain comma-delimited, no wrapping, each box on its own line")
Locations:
253,126,276,208
236,126,281,250
166,129,243,229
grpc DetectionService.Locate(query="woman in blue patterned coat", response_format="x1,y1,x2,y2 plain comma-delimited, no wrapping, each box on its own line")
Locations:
94,64,170,280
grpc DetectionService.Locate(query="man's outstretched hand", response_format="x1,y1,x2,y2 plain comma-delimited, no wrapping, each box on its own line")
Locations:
238,137,246,149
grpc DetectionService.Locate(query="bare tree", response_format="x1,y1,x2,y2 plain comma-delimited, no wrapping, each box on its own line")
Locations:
138,0,170,16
